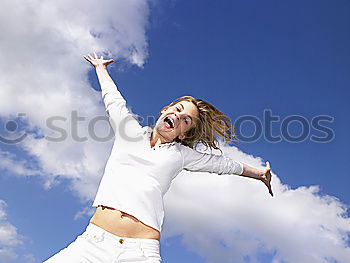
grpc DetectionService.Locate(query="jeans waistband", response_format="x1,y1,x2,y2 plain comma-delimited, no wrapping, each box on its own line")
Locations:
85,223,160,248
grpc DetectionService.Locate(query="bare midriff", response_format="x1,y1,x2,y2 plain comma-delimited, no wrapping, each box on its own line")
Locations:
89,205,160,241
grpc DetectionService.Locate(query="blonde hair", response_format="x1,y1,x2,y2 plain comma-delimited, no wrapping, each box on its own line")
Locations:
158,96,238,151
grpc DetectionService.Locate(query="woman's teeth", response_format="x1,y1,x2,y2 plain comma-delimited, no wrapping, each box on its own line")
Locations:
164,116,174,128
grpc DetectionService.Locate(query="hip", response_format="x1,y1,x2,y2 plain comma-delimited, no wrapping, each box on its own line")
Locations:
44,223,162,262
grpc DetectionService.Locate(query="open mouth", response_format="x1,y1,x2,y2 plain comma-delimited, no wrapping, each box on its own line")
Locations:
164,116,175,129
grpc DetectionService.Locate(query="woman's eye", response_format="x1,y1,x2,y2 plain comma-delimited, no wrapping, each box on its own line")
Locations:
176,107,181,112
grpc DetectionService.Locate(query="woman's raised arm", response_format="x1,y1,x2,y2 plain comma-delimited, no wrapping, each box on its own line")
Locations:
84,52,142,142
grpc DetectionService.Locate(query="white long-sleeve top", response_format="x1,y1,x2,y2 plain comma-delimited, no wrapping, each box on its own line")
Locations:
92,81,244,232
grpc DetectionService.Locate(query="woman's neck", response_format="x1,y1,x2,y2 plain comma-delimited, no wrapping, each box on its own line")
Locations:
149,129,172,148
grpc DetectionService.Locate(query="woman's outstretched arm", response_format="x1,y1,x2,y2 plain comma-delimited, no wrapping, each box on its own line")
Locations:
180,145,274,197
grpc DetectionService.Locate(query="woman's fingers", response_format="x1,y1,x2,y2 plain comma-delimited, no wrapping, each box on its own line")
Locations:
263,179,273,197
84,53,115,67
269,186,273,197
263,161,273,196
83,56,93,65
269,181,273,196
105,59,115,65
84,55,92,61
265,161,272,181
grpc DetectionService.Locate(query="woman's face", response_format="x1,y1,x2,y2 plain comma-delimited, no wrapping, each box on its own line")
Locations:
154,100,199,142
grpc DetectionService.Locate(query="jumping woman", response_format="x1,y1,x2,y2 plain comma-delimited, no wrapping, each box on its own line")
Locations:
44,52,273,263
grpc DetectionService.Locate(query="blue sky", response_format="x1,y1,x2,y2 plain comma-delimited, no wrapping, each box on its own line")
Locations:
0,0,349,262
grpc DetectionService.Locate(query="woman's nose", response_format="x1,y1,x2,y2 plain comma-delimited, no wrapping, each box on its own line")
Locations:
173,112,180,120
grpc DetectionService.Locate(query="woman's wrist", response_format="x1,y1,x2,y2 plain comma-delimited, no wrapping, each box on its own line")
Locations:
256,169,264,180
250,169,264,180
95,64,114,84
95,65,107,71
241,163,264,180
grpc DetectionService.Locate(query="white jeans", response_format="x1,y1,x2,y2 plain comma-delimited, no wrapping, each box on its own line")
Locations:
43,223,162,263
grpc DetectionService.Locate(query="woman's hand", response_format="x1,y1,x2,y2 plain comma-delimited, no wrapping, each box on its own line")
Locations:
240,162,274,197
260,161,273,197
84,52,114,69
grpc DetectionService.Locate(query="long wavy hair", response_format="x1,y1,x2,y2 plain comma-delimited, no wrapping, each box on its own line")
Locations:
158,96,238,152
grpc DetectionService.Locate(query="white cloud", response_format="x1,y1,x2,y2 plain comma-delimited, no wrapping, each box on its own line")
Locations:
0,249,18,263
0,200,23,262
23,253,37,263
161,143,350,263
0,151,42,177
74,206,95,221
